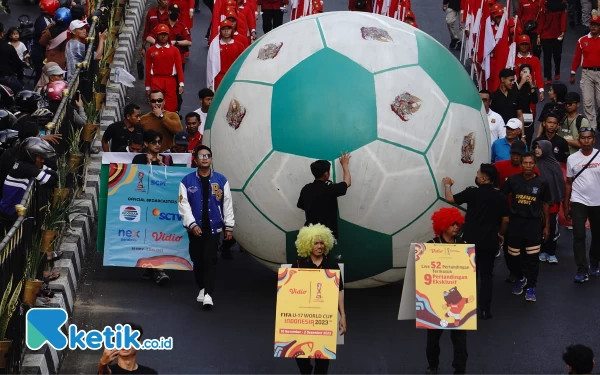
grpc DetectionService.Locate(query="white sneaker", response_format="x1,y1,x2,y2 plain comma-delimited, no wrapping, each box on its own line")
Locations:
203,293,213,307
196,288,205,303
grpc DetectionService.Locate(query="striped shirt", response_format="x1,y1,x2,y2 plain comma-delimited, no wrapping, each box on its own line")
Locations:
0,163,54,217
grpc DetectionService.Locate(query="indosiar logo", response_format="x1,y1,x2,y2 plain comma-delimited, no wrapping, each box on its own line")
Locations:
151,208,182,221
119,205,141,222
26,308,173,350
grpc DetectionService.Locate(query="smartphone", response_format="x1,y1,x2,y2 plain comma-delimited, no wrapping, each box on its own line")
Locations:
75,91,81,102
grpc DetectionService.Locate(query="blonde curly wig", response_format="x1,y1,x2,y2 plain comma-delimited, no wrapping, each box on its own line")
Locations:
295,224,335,258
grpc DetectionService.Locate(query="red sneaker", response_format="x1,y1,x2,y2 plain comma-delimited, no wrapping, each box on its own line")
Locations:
545,79,552,85
554,74,560,80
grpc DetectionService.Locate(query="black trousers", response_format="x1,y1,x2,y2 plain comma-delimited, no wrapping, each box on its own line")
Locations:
541,38,563,80
426,329,467,373
188,232,221,295
476,248,495,312
204,0,214,38
507,218,541,288
571,202,600,273
262,9,284,34
541,212,558,256
524,122,535,150
295,358,330,374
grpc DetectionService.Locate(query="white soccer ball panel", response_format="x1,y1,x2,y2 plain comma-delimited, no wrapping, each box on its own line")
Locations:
318,12,418,73
392,200,451,268
244,151,312,232
231,192,287,264
375,66,449,153
336,140,436,235
345,269,406,288
426,103,490,195
210,82,273,190
203,129,211,148
479,104,491,150
235,19,325,84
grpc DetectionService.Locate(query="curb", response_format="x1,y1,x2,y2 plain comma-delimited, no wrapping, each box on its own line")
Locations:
20,0,147,372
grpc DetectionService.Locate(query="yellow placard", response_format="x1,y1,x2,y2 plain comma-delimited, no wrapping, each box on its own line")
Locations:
274,268,340,359
414,243,477,330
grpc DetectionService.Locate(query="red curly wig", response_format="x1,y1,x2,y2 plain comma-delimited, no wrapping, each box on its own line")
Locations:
431,207,465,237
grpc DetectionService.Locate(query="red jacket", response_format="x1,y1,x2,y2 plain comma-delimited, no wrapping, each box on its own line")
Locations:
518,0,543,34
145,44,184,87
149,21,191,58
571,34,600,72
539,7,566,39
143,7,169,41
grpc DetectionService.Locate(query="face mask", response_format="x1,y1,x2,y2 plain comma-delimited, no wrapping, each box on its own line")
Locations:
169,13,178,21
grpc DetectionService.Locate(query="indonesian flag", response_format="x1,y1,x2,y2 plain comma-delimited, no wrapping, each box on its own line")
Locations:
506,15,518,68
474,0,494,86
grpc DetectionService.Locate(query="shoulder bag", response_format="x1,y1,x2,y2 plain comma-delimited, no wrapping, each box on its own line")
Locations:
573,150,600,182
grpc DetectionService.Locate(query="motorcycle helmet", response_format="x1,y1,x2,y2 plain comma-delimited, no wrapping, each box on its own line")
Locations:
0,130,19,151
18,137,55,163
46,80,68,101
15,91,41,114
39,0,60,16
31,108,54,128
58,0,71,8
0,84,15,111
53,7,72,27
0,110,18,131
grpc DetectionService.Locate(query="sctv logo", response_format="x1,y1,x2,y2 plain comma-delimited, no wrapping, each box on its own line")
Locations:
151,179,166,187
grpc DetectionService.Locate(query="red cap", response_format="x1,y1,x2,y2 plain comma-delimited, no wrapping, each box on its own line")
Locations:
406,9,415,20
517,34,530,44
591,15,600,24
154,24,170,34
225,6,237,18
492,7,504,16
220,19,234,28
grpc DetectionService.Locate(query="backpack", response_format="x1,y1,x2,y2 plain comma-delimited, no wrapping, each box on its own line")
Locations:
575,114,584,131
355,0,366,10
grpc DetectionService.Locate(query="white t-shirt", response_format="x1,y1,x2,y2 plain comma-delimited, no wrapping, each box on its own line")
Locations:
567,148,600,206
487,109,506,143
194,107,207,134
9,41,27,61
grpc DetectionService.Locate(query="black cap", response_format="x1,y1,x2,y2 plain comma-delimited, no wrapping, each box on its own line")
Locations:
565,92,581,103
168,3,180,11
510,141,526,154
174,131,189,146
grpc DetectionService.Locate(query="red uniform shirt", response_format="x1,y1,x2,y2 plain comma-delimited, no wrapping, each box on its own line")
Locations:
169,0,194,28
143,7,170,41
145,44,184,88
538,7,566,39
571,34,600,73
238,4,256,33
515,52,544,90
150,21,191,58
518,0,543,33
233,31,249,48
214,39,245,89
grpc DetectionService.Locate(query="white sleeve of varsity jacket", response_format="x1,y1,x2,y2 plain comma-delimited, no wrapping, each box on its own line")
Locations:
223,180,235,231
178,182,197,229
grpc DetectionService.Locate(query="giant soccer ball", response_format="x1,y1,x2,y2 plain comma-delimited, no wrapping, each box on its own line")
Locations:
205,12,490,288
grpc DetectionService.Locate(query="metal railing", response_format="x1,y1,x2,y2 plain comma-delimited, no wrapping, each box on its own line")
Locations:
0,6,103,373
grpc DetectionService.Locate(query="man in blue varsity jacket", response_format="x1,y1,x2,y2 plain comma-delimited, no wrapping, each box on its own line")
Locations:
178,145,234,308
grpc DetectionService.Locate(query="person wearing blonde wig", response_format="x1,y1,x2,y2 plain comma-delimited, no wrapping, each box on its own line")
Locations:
291,224,346,374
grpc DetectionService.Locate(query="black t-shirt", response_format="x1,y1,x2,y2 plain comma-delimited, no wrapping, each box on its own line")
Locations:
453,185,509,248
297,180,348,238
292,256,344,291
102,121,144,152
108,363,158,374
533,134,570,163
500,174,551,219
200,175,211,232
131,154,173,166
427,237,467,244
490,87,521,123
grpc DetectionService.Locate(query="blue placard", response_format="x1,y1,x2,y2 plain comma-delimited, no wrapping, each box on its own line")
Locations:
103,164,196,271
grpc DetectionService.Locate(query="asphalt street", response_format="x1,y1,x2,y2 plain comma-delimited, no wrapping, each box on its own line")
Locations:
58,0,600,374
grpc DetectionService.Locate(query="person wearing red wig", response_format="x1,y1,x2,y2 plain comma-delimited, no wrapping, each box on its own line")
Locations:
425,207,468,375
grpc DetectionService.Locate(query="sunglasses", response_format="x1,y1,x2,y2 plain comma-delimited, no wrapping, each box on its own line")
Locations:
579,127,594,132
197,154,212,159
150,140,162,145
150,98,164,103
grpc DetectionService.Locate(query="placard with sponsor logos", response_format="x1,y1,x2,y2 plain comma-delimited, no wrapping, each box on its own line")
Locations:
411,243,477,330
274,268,340,360
103,163,196,270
